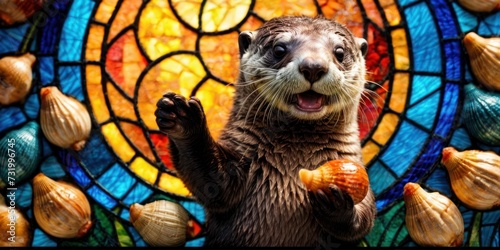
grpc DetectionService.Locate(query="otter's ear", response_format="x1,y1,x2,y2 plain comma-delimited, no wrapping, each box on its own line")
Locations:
239,31,255,58
355,37,368,57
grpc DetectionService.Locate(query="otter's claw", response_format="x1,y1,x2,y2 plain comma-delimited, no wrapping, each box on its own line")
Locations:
155,92,206,140
308,184,354,217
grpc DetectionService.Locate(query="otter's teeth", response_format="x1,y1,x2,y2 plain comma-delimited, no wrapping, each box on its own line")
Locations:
296,91,324,111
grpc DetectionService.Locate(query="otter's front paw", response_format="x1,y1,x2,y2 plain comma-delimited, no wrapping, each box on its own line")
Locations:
154,92,206,140
308,184,354,218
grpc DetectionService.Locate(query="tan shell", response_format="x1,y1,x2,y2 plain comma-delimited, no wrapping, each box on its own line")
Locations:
457,0,500,12
0,195,32,246
40,86,92,151
32,173,93,239
463,32,500,91
0,53,36,106
403,182,464,247
130,200,190,247
299,159,369,204
441,147,500,210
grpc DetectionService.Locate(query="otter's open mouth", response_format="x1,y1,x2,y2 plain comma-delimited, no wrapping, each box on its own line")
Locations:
293,90,325,112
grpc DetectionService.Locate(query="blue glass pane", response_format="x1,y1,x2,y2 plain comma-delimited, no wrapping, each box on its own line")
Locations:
40,156,66,179
430,0,457,39
15,182,32,208
78,132,114,176
23,93,40,119
452,3,477,33
423,167,452,197
59,66,83,101
122,182,153,206
367,160,395,196
40,0,72,54
405,3,441,73
0,107,26,133
444,41,461,81
410,75,440,105
32,228,57,247
87,184,118,210
120,208,130,221
435,83,459,137
398,0,420,7
38,56,54,85
128,226,147,247
186,237,205,247
380,121,428,176
58,0,95,61
0,23,29,54
180,200,206,224
407,91,439,129
98,163,136,199
60,151,91,187
41,137,53,158
478,12,500,36
449,127,472,150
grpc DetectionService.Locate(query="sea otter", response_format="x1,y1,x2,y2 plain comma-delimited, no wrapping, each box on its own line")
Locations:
155,15,376,247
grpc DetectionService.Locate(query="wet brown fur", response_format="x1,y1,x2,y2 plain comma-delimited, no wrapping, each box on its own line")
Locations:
155,16,376,247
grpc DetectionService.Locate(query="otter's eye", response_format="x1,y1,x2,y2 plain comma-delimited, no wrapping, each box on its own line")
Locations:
334,47,345,62
273,45,287,58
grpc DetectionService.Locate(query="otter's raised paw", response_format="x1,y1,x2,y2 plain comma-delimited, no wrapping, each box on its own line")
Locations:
308,184,354,218
154,92,206,140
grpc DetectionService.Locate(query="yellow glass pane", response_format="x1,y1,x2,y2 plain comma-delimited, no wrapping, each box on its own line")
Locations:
138,54,206,129
319,0,364,37
254,0,317,20
199,32,240,84
139,0,197,60
372,113,399,145
201,0,252,32
171,0,203,29
389,73,409,113
107,82,137,121
102,122,135,162
120,122,155,162
94,0,118,23
130,157,159,184
85,24,104,61
361,0,383,28
362,140,380,165
196,79,235,140
108,0,141,42
380,0,401,26
158,173,191,196
86,65,110,123
391,29,410,70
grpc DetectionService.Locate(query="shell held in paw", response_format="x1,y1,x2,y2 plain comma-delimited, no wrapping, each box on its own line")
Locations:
441,147,500,210
403,182,464,247
130,199,191,247
299,159,369,204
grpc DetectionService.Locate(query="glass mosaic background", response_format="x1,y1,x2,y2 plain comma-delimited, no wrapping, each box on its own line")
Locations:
0,0,499,247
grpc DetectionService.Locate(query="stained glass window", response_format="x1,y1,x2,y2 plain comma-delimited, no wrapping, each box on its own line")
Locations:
0,0,499,247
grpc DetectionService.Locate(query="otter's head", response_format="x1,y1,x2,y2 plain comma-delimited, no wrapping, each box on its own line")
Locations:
237,16,368,121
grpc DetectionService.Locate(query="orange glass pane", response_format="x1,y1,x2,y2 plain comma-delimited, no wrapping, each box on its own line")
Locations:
102,122,135,162
372,112,399,144
199,32,240,84
200,0,252,32
138,54,206,129
319,0,364,37
85,24,104,61
389,72,409,113
95,0,118,23
139,0,197,59
253,0,317,20
129,157,159,184
86,65,110,123
107,0,141,42
380,0,401,26
239,15,264,32
158,172,191,196
107,82,137,121
360,0,384,28
196,79,235,140
391,28,410,70
362,140,380,165
120,122,155,162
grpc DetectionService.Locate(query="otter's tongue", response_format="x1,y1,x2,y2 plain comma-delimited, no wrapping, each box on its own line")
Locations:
297,91,324,111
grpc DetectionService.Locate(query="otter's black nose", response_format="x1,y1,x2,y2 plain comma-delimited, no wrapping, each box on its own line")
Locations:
299,57,328,84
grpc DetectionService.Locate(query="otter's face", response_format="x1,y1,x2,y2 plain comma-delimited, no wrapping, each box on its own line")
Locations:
238,16,368,121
